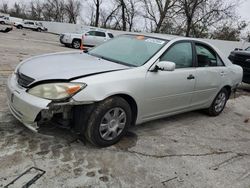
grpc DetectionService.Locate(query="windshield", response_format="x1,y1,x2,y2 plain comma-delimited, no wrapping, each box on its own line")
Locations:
89,35,167,67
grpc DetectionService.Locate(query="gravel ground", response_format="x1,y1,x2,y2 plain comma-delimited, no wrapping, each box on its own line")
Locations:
0,29,250,188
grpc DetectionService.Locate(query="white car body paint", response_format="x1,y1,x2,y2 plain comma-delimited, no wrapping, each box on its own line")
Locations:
7,34,243,131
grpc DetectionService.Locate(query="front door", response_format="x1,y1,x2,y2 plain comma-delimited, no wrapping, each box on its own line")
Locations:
143,41,196,119
84,31,97,46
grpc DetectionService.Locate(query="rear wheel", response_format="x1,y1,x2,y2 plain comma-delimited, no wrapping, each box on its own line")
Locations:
72,39,81,49
37,28,42,32
207,88,229,116
82,97,132,147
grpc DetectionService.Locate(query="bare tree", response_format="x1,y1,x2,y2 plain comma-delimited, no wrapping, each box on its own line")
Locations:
94,0,102,27
30,0,44,20
141,0,178,33
42,0,66,22
125,0,139,31
114,0,127,30
211,21,247,41
177,0,237,37
100,4,121,28
9,2,28,18
64,0,81,23
0,1,9,13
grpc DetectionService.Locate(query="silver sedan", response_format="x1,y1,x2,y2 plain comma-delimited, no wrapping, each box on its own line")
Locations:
7,34,243,147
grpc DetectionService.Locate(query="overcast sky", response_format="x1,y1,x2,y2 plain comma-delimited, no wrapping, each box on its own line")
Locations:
237,0,250,21
2,0,250,32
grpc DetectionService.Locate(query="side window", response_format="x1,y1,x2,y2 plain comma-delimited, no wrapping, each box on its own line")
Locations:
95,31,106,37
217,56,224,66
87,31,95,36
108,33,114,38
29,22,34,25
195,44,224,67
160,42,193,68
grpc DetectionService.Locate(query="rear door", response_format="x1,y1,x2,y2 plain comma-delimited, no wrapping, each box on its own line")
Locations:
94,31,107,45
191,42,227,107
28,22,36,29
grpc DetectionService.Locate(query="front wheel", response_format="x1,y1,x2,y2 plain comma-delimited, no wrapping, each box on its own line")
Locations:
207,88,229,116
83,97,132,147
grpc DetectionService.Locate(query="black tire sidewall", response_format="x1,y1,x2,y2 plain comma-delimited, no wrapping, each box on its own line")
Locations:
85,97,132,147
209,88,228,116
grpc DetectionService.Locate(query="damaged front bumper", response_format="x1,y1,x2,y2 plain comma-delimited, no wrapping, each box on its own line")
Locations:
7,74,51,132
7,73,93,132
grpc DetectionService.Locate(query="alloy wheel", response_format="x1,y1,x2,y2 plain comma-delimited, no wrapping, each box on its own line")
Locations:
214,92,226,113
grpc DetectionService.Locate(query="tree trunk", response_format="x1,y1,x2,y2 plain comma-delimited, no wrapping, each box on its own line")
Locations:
95,0,100,27
186,18,191,37
121,0,126,31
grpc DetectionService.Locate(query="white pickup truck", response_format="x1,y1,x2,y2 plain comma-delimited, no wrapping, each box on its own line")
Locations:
0,16,12,25
14,21,47,32
60,29,114,49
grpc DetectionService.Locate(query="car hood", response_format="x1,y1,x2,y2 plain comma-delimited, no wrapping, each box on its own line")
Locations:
18,51,129,82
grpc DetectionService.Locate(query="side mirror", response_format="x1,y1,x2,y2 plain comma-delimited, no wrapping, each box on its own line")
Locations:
151,61,176,72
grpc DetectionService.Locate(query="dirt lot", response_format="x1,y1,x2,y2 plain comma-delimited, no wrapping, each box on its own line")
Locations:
0,29,250,188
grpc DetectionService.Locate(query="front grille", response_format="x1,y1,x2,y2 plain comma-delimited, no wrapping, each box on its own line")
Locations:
17,72,35,88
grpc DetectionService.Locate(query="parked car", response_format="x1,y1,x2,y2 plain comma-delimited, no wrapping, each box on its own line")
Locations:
7,34,243,147
228,47,250,84
0,16,12,25
60,29,114,49
14,21,47,32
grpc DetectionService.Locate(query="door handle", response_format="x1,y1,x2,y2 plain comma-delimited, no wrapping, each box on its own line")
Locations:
220,71,226,76
187,74,195,80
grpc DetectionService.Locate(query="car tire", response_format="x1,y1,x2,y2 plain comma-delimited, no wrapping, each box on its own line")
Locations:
206,88,229,116
72,39,81,49
37,28,42,32
17,25,23,29
83,97,132,147
0,21,4,24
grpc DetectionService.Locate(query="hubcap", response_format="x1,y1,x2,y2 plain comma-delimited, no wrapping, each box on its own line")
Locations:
99,107,127,141
214,92,226,113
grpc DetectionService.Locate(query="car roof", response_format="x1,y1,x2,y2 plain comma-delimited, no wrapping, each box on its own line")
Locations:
137,33,179,41
125,33,215,46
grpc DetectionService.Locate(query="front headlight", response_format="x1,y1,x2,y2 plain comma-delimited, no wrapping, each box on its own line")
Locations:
28,82,87,100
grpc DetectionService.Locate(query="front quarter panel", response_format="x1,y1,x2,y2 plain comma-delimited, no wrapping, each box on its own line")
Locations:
72,67,147,122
